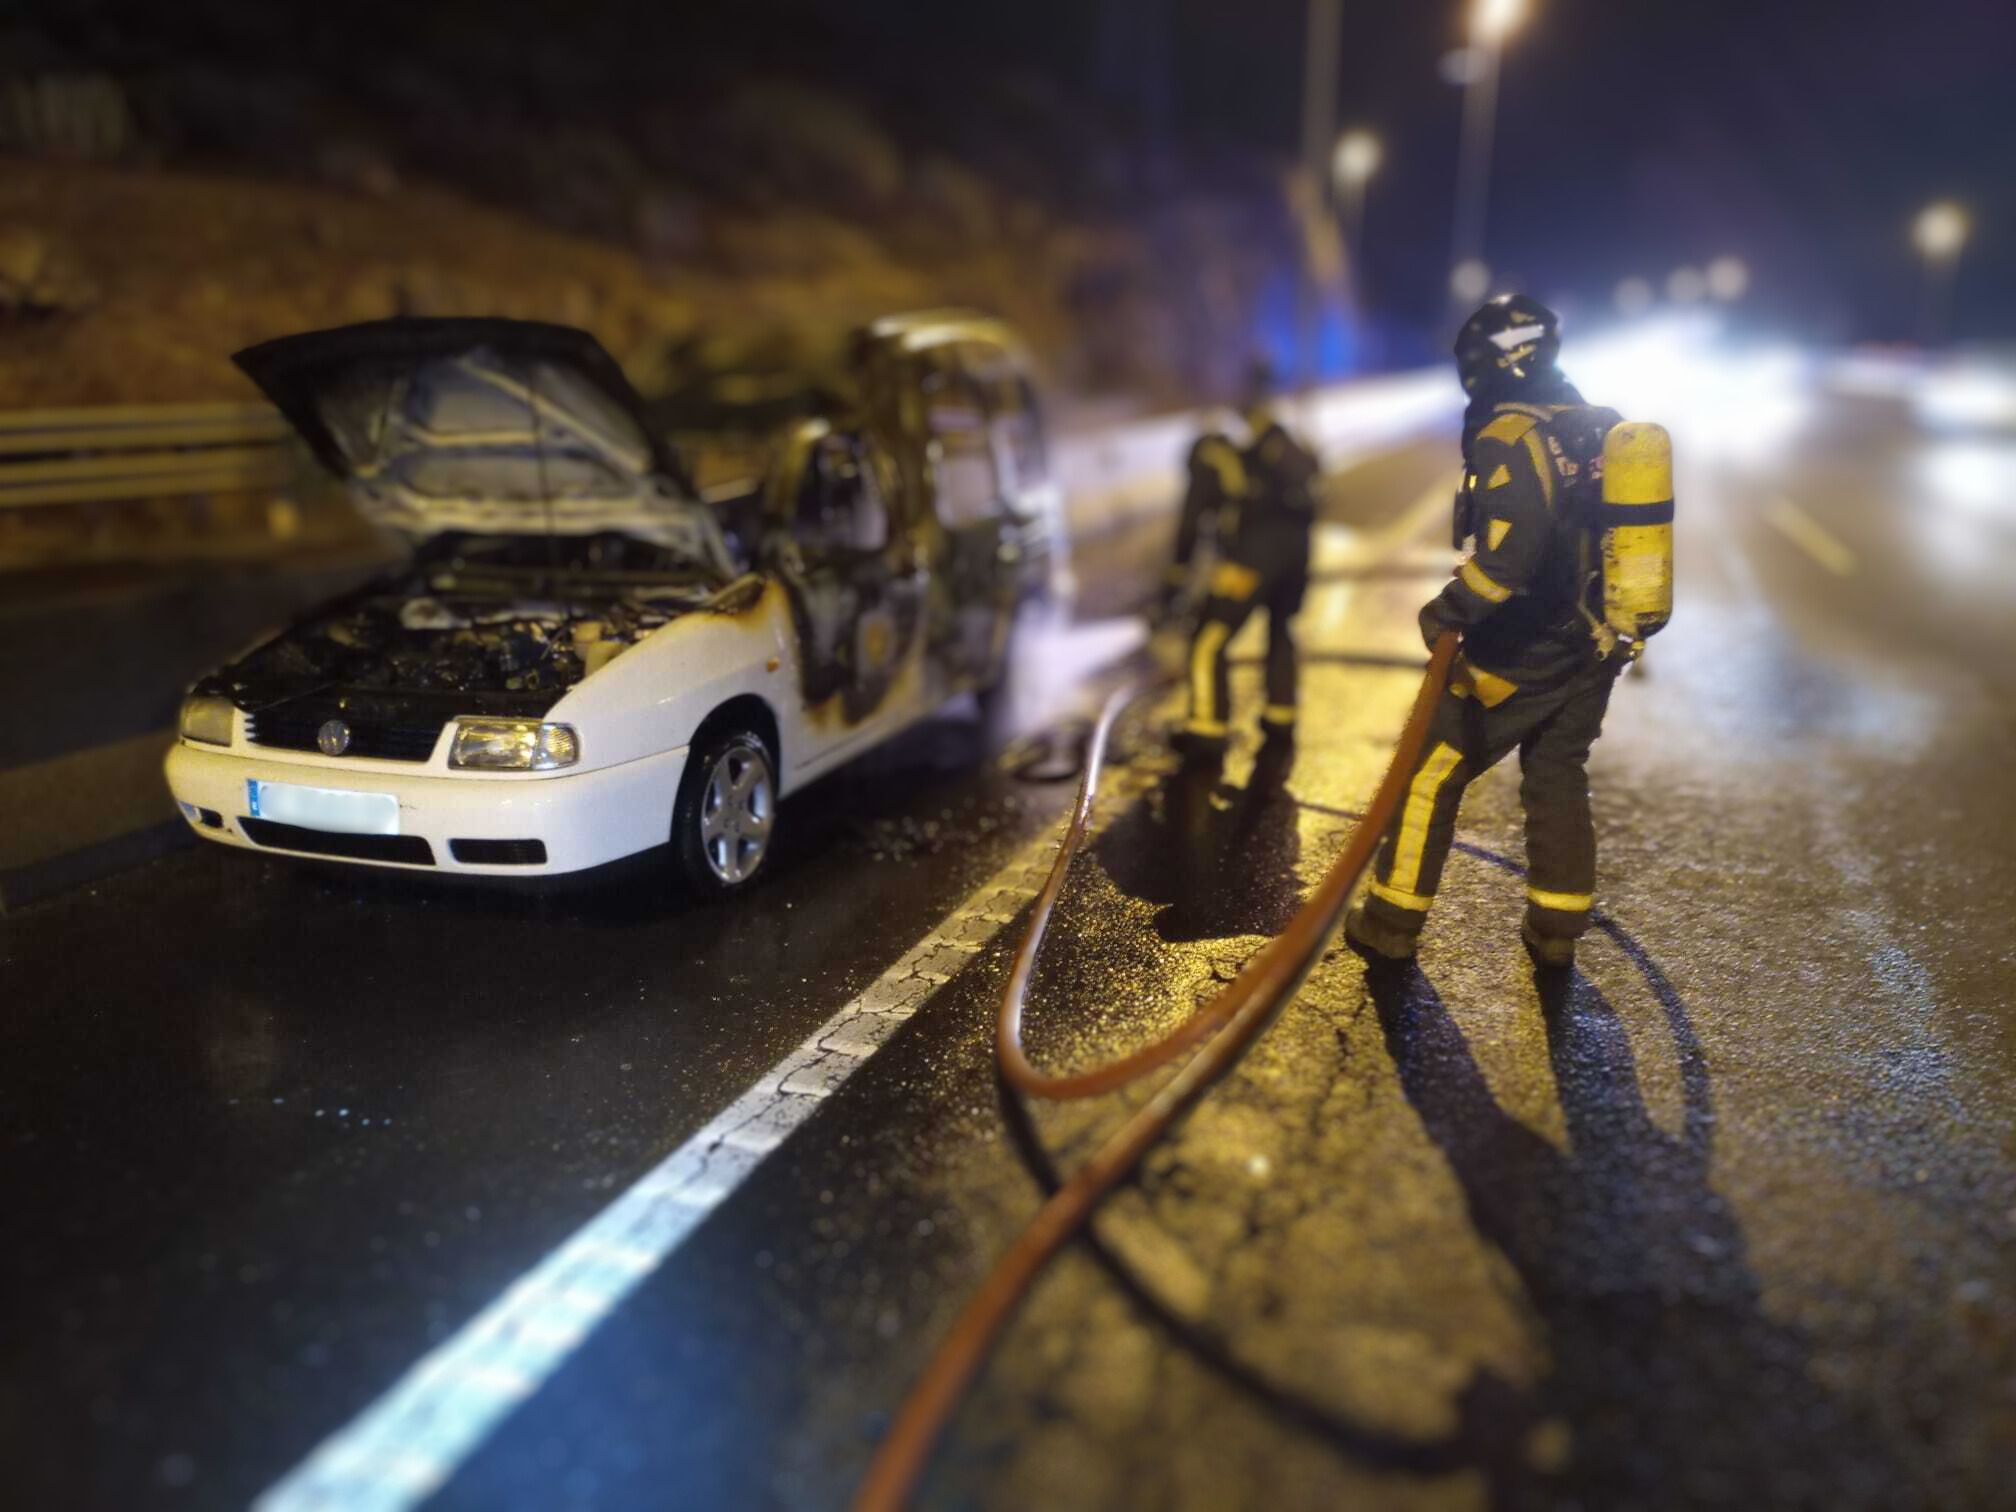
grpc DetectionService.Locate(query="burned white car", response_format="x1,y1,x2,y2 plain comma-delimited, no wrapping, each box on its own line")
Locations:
166,318,1026,892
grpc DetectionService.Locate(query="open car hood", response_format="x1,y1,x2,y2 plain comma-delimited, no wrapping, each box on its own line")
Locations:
234,319,732,575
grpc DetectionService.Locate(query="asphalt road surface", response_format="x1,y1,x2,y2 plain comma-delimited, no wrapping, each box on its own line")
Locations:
4,381,2013,1511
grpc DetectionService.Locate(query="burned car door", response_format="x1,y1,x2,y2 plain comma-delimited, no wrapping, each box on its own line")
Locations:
981,368,1060,599
764,423,923,728
919,363,1016,686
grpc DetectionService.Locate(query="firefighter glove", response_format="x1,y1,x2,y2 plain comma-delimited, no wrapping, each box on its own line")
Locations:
1419,601,1454,651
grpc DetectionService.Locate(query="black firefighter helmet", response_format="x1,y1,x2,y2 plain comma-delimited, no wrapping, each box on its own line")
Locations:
1237,354,1277,413
1453,294,1562,398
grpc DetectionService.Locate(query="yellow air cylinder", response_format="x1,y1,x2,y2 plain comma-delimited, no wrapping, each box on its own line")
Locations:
1600,421,1674,640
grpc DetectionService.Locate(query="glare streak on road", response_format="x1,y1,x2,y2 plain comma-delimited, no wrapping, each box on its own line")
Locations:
1762,493,1859,576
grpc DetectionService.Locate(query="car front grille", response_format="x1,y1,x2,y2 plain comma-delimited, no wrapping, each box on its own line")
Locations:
239,819,435,865
246,709,445,762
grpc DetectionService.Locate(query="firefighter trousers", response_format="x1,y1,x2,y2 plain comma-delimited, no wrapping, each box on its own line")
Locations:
1183,558,1307,737
1365,656,1620,942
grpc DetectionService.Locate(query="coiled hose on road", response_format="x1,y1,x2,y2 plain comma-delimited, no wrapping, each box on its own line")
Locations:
851,631,1460,1511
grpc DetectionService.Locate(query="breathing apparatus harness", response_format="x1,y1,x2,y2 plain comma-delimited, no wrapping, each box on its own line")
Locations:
1451,295,1675,665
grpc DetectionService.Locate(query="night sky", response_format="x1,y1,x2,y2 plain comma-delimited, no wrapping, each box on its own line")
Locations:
19,0,2014,346
822,0,2016,343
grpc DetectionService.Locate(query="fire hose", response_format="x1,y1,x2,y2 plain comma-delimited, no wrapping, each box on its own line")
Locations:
850,631,1460,1511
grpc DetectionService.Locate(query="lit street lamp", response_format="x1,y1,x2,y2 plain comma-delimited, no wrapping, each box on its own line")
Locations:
1332,129,1382,276
1450,258,1491,305
1706,255,1750,302
1915,202,1968,259
1475,0,1525,42
1914,202,1968,345
1447,0,1528,309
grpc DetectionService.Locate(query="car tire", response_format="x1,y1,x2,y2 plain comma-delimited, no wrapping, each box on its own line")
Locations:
672,724,778,897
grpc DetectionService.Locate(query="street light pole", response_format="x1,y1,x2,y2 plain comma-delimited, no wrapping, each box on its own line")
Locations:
1914,202,1968,347
1297,0,1344,387
1448,0,1524,310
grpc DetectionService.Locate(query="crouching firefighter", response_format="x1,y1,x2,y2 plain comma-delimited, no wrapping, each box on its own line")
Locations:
1346,294,1672,969
1172,376,1319,756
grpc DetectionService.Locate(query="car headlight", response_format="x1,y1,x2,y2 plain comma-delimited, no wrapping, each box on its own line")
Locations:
449,718,580,771
179,694,235,746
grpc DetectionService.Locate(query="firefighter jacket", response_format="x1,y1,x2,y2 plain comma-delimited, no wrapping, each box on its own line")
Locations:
1423,396,1621,698
1176,422,1318,587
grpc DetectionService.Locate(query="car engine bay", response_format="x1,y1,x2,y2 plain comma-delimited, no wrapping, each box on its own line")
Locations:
219,533,730,700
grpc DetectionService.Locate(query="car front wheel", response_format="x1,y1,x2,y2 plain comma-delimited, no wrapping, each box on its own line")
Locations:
673,726,777,896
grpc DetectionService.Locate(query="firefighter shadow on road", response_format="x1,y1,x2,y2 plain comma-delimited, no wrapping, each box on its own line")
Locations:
1093,736,1304,945
1369,956,1898,1509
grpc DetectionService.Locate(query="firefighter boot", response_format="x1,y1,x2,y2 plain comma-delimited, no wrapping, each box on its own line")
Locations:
1259,709,1297,746
1345,904,1417,963
1520,917,1576,971
1168,723,1227,766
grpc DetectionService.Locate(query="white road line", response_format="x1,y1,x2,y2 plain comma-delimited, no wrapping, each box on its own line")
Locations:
257,772,1158,1512
1762,494,1857,576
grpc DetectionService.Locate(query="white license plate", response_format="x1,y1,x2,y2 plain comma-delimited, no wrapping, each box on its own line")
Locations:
248,780,400,836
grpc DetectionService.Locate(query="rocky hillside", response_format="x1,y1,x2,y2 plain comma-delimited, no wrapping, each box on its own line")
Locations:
0,159,927,407
0,6,1308,410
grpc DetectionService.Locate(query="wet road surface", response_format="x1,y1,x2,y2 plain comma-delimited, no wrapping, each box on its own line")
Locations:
6,389,2015,1510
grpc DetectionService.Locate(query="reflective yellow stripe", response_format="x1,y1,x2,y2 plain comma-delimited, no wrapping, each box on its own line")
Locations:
1526,886,1594,912
1467,663,1518,707
1388,741,1462,896
1480,413,1537,445
1452,657,1518,706
1458,558,1511,603
1209,560,1261,600
1486,517,1512,549
1521,429,1556,508
1182,717,1229,737
1485,465,1511,490
1199,438,1247,496
1369,878,1434,913
1261,703,1297,726
1189,620,1231,725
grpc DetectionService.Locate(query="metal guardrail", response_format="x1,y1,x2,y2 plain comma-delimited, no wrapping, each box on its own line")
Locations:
0,374,1457,523
0,402,295,510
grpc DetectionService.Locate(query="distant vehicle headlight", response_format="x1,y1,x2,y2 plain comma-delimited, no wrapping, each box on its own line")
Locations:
449,718,580,771
179,694,235,746
1918,371,2016,430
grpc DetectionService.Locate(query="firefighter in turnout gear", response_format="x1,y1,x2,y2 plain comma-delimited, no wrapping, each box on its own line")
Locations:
1172,380,1319,755
1347,294,1654,969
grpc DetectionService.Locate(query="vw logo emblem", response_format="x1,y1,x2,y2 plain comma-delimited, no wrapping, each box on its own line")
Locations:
317,719,352,756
